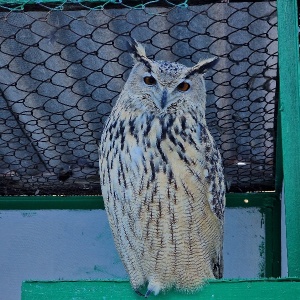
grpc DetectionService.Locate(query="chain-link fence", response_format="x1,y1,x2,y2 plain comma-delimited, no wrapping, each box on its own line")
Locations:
0,0,277,196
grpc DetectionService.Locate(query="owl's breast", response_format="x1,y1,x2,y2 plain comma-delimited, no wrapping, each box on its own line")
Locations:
121,113,209,189
100,110,225,288
135,113,207,172
100,111,220,204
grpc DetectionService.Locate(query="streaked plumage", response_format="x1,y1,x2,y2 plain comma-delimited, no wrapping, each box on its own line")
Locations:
99,39,225,296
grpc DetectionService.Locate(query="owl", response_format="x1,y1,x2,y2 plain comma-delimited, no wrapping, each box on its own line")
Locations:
99,39,225,297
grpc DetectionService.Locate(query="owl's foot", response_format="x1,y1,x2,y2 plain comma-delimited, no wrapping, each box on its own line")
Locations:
134,289,152,298
145,280,161,297
134,280,160,297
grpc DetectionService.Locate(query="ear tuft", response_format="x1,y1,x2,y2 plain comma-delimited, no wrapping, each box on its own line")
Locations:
126,38,153,71
188,56,219,77
126,38,147,62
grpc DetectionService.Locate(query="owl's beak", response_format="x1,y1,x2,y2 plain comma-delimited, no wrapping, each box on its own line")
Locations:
161,89,168,109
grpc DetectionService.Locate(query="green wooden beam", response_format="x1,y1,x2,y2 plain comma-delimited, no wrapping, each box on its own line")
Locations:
22,278,300,300
275,76,283,193
0,195,104,210
225,192,278,208
0,192,277,210
277,0,300,277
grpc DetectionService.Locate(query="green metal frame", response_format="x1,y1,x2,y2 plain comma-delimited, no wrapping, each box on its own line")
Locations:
277,0,300,278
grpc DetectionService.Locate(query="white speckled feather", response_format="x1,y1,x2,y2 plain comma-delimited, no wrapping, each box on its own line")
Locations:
99,39,225,295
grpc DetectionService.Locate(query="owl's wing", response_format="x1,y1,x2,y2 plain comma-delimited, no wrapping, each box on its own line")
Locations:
206,144,226,222
205,146,225,279
210,149,225,220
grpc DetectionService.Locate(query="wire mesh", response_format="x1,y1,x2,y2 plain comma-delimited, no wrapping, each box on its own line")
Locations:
0,1,278,196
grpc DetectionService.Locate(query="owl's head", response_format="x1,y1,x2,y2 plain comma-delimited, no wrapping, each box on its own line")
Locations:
122,39,218,117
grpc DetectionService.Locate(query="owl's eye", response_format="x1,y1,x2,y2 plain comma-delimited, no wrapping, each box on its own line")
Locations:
143,76,156,85
177,81,190,92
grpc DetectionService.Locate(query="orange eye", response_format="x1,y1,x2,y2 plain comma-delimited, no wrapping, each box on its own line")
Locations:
177,81,190,91
143,76,156,85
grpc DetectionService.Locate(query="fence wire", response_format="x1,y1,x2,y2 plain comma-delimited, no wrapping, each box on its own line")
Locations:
0,1,278,195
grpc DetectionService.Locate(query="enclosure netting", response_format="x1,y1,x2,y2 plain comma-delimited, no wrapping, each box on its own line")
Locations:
0,0,277,196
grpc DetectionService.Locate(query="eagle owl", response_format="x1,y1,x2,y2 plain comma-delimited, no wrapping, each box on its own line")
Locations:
99,39,225,297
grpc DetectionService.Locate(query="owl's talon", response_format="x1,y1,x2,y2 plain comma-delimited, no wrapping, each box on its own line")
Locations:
133,289,151,298
134,289,145,297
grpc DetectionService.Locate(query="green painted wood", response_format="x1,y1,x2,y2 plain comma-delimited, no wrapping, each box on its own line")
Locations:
0,192,277,210
21,279,300,300
277,0,300,277
264,203,281,278
0,195,104,210
225,192,278,208
275,89,283,194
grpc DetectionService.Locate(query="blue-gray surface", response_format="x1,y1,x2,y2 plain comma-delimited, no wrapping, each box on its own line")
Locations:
0,208,265,300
